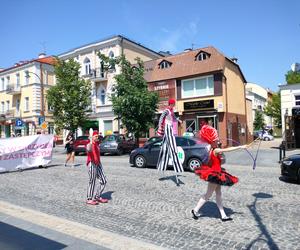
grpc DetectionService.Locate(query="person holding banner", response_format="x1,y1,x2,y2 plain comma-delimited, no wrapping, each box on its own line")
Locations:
86,130,108,205
157,99,184,184
191,125,249,222
64,132,75,167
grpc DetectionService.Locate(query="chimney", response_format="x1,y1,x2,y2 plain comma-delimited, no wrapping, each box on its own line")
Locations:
38,53,46,58
231,57,238,63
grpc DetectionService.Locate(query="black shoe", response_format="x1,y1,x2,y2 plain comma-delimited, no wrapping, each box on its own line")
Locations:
221,217,233,222
191,210,200,220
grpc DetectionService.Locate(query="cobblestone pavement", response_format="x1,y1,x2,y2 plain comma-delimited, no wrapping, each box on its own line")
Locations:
0,144,300,250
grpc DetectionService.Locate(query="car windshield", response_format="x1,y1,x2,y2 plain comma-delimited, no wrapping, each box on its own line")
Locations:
76,136,89,140
102,135,117,142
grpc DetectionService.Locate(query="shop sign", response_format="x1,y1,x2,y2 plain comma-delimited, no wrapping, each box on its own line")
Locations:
184,100,214,110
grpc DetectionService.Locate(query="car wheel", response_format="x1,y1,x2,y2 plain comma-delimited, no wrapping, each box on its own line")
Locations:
117,148,124,156
187,158,202,172
264,137,270,141
134,155,146,168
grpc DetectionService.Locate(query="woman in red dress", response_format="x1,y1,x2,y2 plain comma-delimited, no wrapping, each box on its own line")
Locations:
192,125,248,221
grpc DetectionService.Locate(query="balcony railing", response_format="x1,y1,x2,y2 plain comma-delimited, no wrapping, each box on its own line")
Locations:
89,68,107,81
6,83,21,94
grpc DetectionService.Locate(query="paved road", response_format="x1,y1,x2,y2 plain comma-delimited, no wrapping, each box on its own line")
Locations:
0,140,299,249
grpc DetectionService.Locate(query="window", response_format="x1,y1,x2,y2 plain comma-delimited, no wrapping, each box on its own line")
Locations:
109,51,114,58
84,58,91,75
295,96,300,106
100,89,106,105
16,73,20,88
1,102,4,113
175,137,189,147
6,76,10,88
25,71,29,85
1,78,4,90
159,60,172,69
16,99,20,112
186,119,196,133
6,101,9,111
182,76,214,98
196,51,210,61
24,97,29,111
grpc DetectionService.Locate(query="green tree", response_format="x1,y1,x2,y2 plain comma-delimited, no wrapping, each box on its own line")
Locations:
286,70,300,84
253,110,265,131
264,92,281,128
98,53,159,144
47,58,92,132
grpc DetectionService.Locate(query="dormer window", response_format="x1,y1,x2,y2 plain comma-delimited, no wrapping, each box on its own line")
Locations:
158,60,172,69
195,51,210,61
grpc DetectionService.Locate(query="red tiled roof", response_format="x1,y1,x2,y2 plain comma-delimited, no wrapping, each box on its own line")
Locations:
0,56,56,74
144,46,245,82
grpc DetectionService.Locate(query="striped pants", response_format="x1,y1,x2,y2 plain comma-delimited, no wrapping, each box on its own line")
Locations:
157,124,184,173
87,162,107,200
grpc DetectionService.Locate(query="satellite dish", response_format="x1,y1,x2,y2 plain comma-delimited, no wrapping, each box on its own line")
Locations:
291,63,300,72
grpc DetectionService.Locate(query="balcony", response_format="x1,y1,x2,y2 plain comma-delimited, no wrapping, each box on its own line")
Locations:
90,68,107,81
6,84,21,95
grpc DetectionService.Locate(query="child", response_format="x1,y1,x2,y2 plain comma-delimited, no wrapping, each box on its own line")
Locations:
86,131,108,205
192,125,248,221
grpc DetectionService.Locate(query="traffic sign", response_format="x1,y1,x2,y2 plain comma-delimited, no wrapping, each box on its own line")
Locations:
15,119,23,127
41,122,48,130
38,116,45,126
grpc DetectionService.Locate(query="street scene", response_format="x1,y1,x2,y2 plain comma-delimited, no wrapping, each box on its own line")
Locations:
0,139,300,250
1,1,300,250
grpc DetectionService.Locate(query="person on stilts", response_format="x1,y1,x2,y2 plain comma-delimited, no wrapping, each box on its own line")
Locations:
157,99,184,184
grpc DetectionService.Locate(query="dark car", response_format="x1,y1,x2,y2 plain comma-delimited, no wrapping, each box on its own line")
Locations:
144,136,162,146
281,154,300,182
74,135,90,155
100,134,137,155
129,136,219,171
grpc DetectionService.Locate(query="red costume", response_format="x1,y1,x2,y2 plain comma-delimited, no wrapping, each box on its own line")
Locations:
195,125,238,186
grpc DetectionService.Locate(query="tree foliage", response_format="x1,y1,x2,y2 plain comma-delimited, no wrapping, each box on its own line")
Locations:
286,70,300,84
98,53,159,141
264,92,281,128
47,58,92,132
253,110,265,131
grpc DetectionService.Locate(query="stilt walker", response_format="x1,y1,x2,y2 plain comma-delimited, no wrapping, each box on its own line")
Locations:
157,99,184,184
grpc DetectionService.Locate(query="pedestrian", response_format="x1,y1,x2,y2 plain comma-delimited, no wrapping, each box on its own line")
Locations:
98,132,104,142
191,125,249,222
64,131,75,167
157,99,184,183
86,130,108,205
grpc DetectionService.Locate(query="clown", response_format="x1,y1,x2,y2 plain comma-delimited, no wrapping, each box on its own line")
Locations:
192,125,249,221
86,130,108,205
157,99,184,179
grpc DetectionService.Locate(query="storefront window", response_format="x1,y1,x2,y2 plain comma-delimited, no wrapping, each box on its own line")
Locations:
186,119,196,133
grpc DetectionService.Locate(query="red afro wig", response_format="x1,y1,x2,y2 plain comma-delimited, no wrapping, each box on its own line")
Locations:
92,130,99,136
199,125,219,144
168,99,176,105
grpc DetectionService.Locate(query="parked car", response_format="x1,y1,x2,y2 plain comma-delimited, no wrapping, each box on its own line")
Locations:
129,136,224,172
100,134,137,155
281,154,300,183
144,136,162,146
253,130,274,141
73,135,90,155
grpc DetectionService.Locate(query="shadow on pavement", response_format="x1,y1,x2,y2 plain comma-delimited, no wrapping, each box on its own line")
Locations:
0,164,61,175
197,201,236,219
0,222,66,250
246,192,279,250
159,175,185,186
101,191,115,200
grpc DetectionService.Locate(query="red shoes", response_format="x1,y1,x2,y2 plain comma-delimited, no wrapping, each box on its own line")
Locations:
96,197,108,203
86,200,99,205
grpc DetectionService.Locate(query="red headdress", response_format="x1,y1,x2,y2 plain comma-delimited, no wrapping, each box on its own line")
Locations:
168,99,176,105
92,130,99,136
199,125,219,144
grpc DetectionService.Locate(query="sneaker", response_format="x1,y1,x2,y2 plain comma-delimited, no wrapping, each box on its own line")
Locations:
96,197,108,203
64,163,68,167
86,200,98,205
191,209,201,220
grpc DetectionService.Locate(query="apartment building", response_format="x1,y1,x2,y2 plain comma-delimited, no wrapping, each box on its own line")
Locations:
58,35,162,136
0,54,56,138
144,47,249,146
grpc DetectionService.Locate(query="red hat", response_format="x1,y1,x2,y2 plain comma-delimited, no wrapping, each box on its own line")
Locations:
199,125,219,144
92,130,99,136
168,99,176,105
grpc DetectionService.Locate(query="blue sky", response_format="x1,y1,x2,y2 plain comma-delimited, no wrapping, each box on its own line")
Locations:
0,0,299,91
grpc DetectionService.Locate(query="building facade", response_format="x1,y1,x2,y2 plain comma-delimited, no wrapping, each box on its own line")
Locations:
144,47,249,146
0,54,55,138
58,35,162,136
246,83,273,134
280,83,300,148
